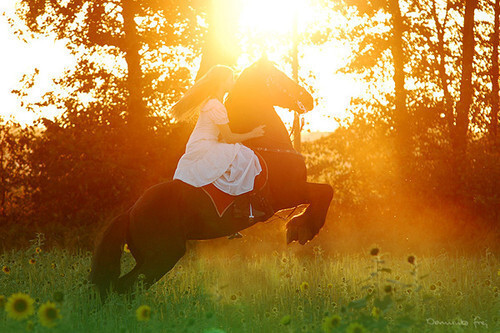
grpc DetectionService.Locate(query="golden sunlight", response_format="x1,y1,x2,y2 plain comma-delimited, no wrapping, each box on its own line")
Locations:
232,0,360,133
238,0,316,36
1,0,360,133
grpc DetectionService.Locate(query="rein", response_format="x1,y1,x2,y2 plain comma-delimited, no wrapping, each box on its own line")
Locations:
252,146,305,159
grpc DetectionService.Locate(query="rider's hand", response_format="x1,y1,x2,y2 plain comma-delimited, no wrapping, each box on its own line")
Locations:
251,125,266,138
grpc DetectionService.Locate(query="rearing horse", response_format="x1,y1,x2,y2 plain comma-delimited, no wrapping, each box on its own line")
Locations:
226,58,333,245
90,59,333,299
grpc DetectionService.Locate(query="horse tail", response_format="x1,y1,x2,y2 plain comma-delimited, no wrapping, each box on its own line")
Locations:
89,210,129,299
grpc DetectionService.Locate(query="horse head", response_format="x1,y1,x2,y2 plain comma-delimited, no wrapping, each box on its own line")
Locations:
226,58,314,149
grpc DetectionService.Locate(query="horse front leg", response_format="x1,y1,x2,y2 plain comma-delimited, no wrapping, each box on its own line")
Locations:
286,182,333,245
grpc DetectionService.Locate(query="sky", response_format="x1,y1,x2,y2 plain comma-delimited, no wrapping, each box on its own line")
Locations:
0,1,75,124
0,1,358,133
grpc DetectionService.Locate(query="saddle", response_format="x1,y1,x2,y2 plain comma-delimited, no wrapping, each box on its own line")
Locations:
201,152,268,217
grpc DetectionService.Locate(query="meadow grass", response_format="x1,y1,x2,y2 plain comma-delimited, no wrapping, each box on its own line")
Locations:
0,235,498,332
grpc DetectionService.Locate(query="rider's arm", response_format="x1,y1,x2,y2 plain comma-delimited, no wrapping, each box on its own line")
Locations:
218,124,265,144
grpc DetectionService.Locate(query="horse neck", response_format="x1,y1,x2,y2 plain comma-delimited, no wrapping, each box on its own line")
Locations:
227,100,293,150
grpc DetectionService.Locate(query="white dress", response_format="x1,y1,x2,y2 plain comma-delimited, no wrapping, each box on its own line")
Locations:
173,98,262,196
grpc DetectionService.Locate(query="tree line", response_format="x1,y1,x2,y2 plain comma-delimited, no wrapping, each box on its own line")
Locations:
1,0,498,251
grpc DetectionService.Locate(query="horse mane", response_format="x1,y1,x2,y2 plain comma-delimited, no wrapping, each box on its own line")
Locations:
225,61,294,150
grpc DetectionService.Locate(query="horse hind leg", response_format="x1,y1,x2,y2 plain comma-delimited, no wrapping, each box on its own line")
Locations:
116,241,186,293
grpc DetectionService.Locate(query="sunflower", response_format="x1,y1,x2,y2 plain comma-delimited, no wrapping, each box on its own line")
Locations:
29,258,36,265
38,301,61,328
322,315,341,332
370,248,379,256
2,265,10,274
346,322,367,333
35,247,42,254
5,293,35,320
299,281,309,292
136,305,151,322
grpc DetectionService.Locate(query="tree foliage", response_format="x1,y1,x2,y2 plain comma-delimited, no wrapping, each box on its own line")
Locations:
1,0,207,247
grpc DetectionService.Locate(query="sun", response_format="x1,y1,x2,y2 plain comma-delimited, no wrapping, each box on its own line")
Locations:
238,0,316,36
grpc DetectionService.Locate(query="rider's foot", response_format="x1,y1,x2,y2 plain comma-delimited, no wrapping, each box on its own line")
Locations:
249,193,274,218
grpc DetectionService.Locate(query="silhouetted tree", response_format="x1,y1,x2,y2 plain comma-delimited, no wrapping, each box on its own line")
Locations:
0,119,33,219
15,0,202,129
455,0,477,154
7,0,205,241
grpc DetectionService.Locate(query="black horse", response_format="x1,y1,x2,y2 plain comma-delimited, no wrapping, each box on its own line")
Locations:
90,58,333,299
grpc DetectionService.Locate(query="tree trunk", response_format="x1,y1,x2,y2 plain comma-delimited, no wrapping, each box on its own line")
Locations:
454,0,477,153
388,0,409,151
122,0,146,131
490,0,499,140
432,1,454,133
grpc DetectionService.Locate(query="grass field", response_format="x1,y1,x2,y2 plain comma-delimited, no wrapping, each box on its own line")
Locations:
0,234,498,332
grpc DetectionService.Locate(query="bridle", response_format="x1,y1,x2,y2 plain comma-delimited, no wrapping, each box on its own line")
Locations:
265,69,308,114
240,64,308,159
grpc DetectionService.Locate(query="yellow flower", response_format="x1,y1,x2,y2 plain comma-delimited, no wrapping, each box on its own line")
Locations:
124,243,131,253
322,315,341,332
51,263,56,269
299,281,309,292
35,247,42,254
136,305,151,322
346,322,366,333
371,306,381,319
327,283,333,289
38,302,61,328
29,258,36,265
5,293,35,320
2,265,11,274
280,314,291,325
